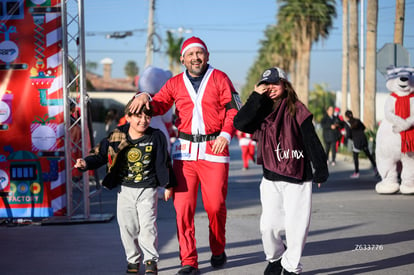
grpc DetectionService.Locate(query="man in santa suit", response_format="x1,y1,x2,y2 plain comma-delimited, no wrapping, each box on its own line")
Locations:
130,36,241,275
236,130,256,170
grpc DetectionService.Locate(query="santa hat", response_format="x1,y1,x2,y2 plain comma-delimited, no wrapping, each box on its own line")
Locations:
181,36,208,56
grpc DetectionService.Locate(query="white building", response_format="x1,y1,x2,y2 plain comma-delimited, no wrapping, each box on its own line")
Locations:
335,91,389,124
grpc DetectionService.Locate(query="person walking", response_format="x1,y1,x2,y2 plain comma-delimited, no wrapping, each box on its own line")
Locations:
104,108,119,135
74,99,176,275
334,107,346,149
321,106,341,166
236,130,256,170
344,110,378,179
129,36,241,275
234,67,329,275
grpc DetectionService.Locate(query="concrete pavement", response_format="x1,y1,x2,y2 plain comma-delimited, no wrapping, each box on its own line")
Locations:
1,140,414,275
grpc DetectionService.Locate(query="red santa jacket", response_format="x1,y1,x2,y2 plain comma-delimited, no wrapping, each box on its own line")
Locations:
151,65,240,163
236,130,254,146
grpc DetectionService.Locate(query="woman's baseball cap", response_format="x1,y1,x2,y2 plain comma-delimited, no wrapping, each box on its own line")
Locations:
257,67,287,85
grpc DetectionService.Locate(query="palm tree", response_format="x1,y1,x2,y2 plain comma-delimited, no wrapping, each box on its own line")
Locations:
277,0,336,106
394,0,405,44
240,24,295,102
124,60,139,83
341,0,349,118
260,24,296,85
86,61,98,72
348,0,360,118
165,31,184,76
363,0,378,130
309,83,336,123
267,22,297,86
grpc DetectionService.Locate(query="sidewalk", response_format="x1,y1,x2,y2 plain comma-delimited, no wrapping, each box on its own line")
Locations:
1,140,414,274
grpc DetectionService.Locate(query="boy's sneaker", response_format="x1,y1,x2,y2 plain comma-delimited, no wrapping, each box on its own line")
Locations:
210,251,227,268
264,258,282,275
176,265,200,275
350,172,360,179
144,260,157,275
126,263,139,274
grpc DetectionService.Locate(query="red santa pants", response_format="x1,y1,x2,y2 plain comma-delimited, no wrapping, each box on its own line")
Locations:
172,159,229,268
241,143,255,169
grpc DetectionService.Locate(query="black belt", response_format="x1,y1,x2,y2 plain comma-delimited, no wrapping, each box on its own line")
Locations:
178,131,220,143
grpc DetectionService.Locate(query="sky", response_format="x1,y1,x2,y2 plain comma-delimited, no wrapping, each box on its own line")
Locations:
81,0,414,93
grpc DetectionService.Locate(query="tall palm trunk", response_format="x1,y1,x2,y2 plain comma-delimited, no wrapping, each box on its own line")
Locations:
341,0,349,115
168,56,174,74
289,61,297,89
300,38,312,107
296,27,312,106
276,0,336,108
290,36,300,90
349,0,360,118
168,56,182,76
394,0,405,44
364,0,378,130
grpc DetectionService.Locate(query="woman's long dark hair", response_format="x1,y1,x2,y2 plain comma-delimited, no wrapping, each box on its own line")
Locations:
277,78,299,117
345,110,358,129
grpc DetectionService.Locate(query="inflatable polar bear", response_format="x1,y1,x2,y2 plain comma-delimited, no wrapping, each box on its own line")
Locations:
138,66,174,200
138,66,174,153
375,66,414,194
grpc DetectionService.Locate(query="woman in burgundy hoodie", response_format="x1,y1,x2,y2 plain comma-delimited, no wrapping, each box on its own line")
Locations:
234,67,329,275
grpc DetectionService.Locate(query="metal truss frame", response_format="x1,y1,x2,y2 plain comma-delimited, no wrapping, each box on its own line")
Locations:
60,0,112,223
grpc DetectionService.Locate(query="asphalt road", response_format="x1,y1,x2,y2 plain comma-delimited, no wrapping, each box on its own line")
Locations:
1,140,413,275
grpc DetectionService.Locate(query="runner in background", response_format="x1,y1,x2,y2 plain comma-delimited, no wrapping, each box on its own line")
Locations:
236,130,256,171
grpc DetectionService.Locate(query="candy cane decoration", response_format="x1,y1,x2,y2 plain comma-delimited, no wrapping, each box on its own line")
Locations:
30,4,66,216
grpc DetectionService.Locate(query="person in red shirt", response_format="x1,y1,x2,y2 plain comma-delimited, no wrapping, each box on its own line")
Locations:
236,130,256,170
129,37,240,275
334,107,346,149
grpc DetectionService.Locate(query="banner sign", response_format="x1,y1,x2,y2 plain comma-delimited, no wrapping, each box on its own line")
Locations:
0,0,66,218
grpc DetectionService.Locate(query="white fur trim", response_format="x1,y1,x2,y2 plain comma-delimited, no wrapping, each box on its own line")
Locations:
219,132,231,144
181,43,206,56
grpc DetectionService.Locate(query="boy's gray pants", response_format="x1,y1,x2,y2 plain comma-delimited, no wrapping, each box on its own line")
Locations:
117,185,159,264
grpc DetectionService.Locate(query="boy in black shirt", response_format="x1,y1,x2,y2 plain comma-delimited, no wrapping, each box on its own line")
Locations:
75,98,175,274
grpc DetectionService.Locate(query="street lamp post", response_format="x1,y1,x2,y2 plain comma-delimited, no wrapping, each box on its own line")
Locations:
169,27,192,38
